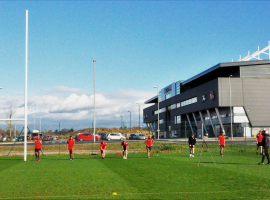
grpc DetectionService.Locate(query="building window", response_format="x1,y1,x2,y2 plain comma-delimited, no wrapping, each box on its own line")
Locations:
180,97,197,107
175,115,181,124
154,107,166,115
159,119,164,124
165,93,171,100
176,81,181,95
171,104,176,110
176,103,181,108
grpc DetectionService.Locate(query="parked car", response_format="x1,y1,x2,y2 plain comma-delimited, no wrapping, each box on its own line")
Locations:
107,133,126,141
7,136,17,142
32,130,43,140
43,136,51,141
76,133,101,142
136,134,145,140
171,133,178,138
52,136,59,140
129,134,137,140
17,135,32,141
2,137,7,142
98,133,109,140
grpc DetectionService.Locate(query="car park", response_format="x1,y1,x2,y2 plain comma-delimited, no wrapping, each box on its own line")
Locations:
136,134,145,140
172,133,178,138
7,136,17,142
98,133,109,140
107,133,126,141
76,133,101,141
129,134,137,140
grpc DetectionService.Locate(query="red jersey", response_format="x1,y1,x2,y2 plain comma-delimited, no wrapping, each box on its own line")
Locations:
35,139,42,149
257,133,264,143
67,139,75,149
218,135,225,145
145,138,153,147
121,141,129,147
100,142,107,150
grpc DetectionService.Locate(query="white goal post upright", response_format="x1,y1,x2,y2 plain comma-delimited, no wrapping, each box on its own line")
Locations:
24,10,28,161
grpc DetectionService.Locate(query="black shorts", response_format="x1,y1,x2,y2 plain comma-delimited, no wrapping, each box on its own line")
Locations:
189,145,195,148
257,142,263,146
220,145,224,148
123,146,127,151
146,146,152,150
35,148,41,152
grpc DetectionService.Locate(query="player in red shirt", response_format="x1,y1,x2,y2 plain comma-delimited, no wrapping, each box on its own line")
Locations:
121,140,129,159
100,140,107,159
218,132,225,156
35,136,42,161
256,130,264,155
145,136,153,158
66,136,75,160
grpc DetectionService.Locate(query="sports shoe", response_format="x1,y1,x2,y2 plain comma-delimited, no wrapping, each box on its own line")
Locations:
70,159,72,160
190,154,192,157
124,157,127,159
192,155,194,157
258,163,264,165
123,157,125,159
267,163,270,165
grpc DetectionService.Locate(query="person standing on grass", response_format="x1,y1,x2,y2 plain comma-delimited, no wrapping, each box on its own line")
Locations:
259,130,270,165
145,136,153,158
66,136,75,161
256,130,264,155
218,132,225,156
188,134,196,157
35,136,42,161
121,140,129,159
100,140,107,159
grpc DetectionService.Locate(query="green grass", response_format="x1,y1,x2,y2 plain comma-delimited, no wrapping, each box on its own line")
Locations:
0,150,270,199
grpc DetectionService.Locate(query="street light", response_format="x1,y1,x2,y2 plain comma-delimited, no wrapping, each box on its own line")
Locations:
39,116,42,135
136,103,140,133
128,111,131,135
93,60,96,143
229,75,233,140
153,86,160,140
120,115,123,128
0,87,2,89
12,99,19,136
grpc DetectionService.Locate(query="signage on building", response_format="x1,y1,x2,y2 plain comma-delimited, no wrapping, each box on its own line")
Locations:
210,91,215,101
164,85,172,94
202,94,206,102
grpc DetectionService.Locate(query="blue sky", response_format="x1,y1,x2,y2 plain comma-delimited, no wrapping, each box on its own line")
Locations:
1,1,270,131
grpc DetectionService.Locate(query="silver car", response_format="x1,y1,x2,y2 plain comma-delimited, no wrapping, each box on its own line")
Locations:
136,134,146,140
107,133,126,141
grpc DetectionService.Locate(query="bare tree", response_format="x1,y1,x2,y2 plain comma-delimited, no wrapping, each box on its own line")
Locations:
4,101,17,137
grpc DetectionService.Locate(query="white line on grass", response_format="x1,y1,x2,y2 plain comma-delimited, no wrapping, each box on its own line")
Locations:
0,190,268,199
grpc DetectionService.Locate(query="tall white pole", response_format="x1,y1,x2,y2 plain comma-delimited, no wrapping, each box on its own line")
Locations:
24,10,28,161
34,112,36,130
157,87,159,140
39,117,41,134
93,60,96,143
229,75,233,140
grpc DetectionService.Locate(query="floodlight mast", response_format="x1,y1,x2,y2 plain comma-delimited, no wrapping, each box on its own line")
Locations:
238,41,270,61
24,10,28,162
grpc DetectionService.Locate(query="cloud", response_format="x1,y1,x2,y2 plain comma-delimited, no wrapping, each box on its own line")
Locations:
0,87,155,130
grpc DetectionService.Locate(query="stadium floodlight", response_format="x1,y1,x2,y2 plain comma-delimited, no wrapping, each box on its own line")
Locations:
229,75,233,140
0,87,2,89
153,86,160,140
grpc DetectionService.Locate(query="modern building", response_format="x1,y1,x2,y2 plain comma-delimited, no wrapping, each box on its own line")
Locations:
143,44,270,138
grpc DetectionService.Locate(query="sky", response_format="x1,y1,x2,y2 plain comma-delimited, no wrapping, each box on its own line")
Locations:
1,1,270,132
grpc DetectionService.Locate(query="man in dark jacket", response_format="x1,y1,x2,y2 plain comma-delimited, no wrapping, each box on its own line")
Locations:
189,134,196,157
259,130,270,165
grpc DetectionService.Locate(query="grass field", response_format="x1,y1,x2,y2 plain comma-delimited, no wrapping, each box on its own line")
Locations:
0,150,270,199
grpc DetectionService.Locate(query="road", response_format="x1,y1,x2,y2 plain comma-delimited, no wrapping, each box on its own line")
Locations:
0,137,257,147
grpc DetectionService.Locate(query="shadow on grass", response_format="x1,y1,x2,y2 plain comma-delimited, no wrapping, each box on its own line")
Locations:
198,161,258,165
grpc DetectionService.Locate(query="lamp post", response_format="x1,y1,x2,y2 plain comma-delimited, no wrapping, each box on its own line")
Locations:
128,111,131,135
229,75,233,140
39,116,42,135
136,103,140,133
120,115,123,128
0,87,2,89
153,86,160,140
12,99,19,136
93,60,96,143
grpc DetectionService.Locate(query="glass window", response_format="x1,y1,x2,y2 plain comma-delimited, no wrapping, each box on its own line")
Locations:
177,103,180,108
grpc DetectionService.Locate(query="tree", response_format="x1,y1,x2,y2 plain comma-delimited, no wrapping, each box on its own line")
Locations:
4,101,17,137
70,128,74,132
